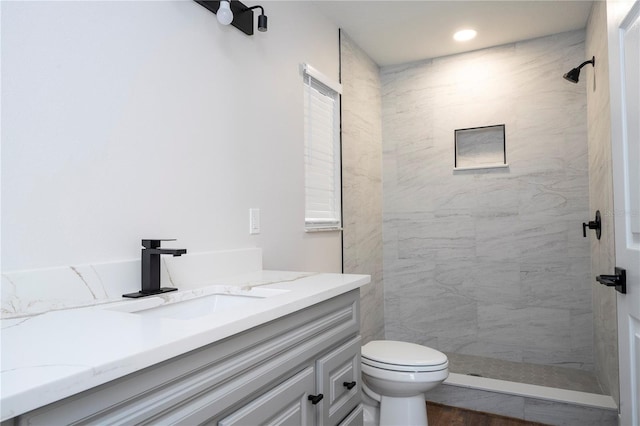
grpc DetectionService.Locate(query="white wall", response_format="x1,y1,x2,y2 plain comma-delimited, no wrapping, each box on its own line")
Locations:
1,1,342,273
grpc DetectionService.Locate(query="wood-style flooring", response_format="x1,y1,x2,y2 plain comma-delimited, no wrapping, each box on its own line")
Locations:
426,402,550,426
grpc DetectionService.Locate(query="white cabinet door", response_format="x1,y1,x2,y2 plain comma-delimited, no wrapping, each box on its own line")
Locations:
607,1,640,425
316,336,361,425
219,366,317,426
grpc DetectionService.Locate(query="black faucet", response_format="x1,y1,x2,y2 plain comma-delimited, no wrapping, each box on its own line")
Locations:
123,239,187,298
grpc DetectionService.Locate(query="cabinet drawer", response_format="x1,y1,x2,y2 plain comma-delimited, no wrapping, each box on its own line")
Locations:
338,404,363,426
316,336,361,426
219,366,316,426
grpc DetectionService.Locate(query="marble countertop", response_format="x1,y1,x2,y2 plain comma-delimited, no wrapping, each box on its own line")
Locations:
0,270,370,421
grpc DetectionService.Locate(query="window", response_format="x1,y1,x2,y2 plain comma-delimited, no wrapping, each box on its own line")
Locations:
303,64,342,231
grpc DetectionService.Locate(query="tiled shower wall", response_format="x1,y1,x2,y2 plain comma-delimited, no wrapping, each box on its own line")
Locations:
381,30,594,369
585,2,619,404
340,31,385,343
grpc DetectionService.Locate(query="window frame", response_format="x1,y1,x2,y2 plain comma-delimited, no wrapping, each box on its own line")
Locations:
302,63,343,232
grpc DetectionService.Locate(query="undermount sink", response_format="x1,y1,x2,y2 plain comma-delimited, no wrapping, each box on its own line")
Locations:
106,287,288,321
138,293,267,320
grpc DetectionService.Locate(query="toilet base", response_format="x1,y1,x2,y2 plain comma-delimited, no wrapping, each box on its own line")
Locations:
362,388,380,426
379,394,428,426
362,402,379,426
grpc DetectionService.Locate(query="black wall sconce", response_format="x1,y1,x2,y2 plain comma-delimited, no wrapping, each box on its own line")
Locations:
563,56,595,83
195,0,267,35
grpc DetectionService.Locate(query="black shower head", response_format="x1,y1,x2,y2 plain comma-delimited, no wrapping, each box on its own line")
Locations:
563,67,581,83
563,56,595,83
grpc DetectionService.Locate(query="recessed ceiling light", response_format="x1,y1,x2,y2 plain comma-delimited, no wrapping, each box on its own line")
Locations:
453,29,477,42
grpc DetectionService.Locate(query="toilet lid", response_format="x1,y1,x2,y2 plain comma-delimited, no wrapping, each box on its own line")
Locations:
361,340,448,370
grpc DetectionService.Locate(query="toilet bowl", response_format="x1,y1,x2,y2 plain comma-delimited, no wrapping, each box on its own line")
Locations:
361,340,448,426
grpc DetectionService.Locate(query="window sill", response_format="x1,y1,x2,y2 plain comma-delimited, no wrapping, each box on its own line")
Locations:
305,227,343,233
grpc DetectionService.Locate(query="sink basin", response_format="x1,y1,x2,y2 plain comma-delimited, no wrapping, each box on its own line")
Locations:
136,293,267,320
105,287,288,321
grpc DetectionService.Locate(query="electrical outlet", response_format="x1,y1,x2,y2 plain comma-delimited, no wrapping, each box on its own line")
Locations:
249,208,260,234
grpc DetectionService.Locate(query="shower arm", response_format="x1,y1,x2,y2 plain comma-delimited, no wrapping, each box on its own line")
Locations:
576,57,595,71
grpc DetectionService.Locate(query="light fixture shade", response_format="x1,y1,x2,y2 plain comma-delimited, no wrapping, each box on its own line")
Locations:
257,13,267,32
217,0,233,26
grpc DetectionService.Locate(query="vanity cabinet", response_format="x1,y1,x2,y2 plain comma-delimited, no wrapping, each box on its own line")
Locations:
219,366,317,425
316,336,362,425
11,290,362,426
219,336,362,426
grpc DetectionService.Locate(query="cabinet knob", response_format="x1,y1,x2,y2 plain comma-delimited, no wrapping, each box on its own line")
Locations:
343,381,357,390
308,393,324,405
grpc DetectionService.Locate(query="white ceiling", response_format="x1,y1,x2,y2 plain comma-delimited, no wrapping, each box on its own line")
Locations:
312,1,594,66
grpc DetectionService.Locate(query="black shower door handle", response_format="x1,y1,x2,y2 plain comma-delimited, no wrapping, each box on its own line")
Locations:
596,267,626,294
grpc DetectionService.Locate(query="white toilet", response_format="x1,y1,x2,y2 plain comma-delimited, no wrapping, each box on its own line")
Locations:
361,340,449,426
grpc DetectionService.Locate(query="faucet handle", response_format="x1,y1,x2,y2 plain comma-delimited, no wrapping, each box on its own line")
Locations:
142,239,176,249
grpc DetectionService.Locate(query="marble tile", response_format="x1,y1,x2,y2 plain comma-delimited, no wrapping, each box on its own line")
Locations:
568,222,591,259
475,216,521,261
586,0,620,405
433,260,476,291
515,220,569,263
522,343,594,372
477,303,528,346
449,340,524,363
385,282,478,346
340,31,385,344
446,352,602,393
473,175,520,218
380,29,593,372
519,307,572,351
384,258,437,293
471,261,522,305
520,262,592,310
478,303,575,357
426,384,526,419
517,173,589,221
360,277,385,343
397,217,475,261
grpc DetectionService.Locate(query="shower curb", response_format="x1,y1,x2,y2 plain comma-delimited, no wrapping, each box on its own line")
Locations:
425,373,618,426
445,372,617,409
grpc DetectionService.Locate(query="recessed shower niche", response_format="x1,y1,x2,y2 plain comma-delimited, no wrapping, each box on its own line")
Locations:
454,124,508,170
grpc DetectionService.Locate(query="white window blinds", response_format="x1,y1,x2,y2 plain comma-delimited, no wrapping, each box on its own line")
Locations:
303,64,342,231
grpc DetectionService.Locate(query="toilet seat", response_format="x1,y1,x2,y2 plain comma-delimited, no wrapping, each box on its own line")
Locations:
362,357,448,372
361,340,448,372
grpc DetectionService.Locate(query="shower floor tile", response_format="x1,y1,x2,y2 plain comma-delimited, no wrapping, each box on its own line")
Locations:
445,352,604,394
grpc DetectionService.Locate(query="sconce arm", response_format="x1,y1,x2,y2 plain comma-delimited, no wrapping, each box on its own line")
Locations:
245,5,264,14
